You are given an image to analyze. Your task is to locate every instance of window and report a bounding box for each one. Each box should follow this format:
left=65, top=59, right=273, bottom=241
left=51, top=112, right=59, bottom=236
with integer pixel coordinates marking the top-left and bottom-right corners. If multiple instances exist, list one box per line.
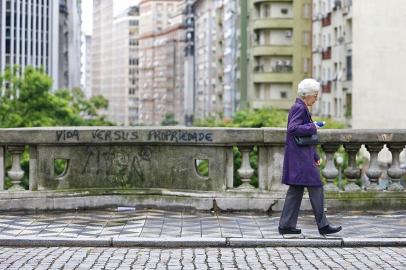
left=280, top=92, right=287, bottom=99
left=346, top=55, right=352, bottom=80
left=303, top=4, right=311, bottom=18
left=303, top=31, right=310, bottom=45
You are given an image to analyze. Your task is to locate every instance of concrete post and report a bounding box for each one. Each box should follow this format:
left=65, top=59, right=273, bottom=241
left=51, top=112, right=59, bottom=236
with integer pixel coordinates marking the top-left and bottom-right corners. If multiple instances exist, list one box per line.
left=365, top=143, right=384, bottom=191
left=7, top=145, right=25, bottom=191
left=322, top=143, right=340, bottom=192
left=343, top=143, right=362, bottom=191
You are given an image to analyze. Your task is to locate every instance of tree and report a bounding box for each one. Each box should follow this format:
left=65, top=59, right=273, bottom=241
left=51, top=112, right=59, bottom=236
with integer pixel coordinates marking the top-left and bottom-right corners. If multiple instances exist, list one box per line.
left=161, top=113, right=178, bottom=126
left=0, top=65, right=112, bottom=128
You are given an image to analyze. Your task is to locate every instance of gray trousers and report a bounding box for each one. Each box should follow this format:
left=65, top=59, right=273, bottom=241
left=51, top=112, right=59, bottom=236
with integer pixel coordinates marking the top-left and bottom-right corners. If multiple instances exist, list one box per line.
left=279, top=185, right=329, bottom=229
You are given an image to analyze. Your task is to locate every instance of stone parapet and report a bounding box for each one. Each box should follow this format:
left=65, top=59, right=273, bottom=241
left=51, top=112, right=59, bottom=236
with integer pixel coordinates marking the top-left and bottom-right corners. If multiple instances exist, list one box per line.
left=0, top=127, right=404, bottom=211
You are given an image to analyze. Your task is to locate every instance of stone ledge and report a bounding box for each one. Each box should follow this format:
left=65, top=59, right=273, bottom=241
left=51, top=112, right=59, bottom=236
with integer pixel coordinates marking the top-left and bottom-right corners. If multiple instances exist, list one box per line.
left=0, top=190, right=405, bottom=211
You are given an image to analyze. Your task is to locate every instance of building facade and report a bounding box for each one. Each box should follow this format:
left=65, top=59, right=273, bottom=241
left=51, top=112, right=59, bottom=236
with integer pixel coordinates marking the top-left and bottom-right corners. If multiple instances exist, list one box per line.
left=91, top=0, right=114, bottom=119
left=83, top=34, right=92, bottom=98
left=312, top=0, right=406, bottom=128
left=58, top=0, right=82, bottom=89
left=192, top=0, right=238, bottom=121
left=246, top=0, right=312, bottom=110
left=0, top=0, right=59, bottom=88
left=112, top=7, right=140, bottom=126
left=312, top=0, right=352, bottom=124
left=193, top=0, right=217, bottom=120
left=138, top=0, right=185, bottom=126
left=0, top=0, right=81, bottom=90
left=91, top=1, right=140, bottom=126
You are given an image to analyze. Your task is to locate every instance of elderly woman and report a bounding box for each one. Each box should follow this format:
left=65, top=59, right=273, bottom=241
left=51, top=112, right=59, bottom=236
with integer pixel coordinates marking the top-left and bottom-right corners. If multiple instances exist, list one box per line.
left=278, top=78, right=342, bottom=235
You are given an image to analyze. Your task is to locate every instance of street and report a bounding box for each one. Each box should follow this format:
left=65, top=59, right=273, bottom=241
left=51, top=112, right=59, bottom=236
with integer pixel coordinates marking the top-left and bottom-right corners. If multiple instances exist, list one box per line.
left=0, top=247, right=405, bottom=270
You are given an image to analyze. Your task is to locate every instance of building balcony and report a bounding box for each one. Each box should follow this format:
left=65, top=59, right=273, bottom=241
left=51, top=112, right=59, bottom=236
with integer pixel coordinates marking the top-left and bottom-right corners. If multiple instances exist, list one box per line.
left=253, top=0, right=292, bottom=5
left=322, top=47, right=332, bottom=60
left=253, top=18, right=293, bottom=30
left=321, top=12, right=332, bottom=27
left=322, top=80, right=332, bottom=93
left=252, top=73, right=293, bottom=83
left=252, top=46, right=293, bottom=57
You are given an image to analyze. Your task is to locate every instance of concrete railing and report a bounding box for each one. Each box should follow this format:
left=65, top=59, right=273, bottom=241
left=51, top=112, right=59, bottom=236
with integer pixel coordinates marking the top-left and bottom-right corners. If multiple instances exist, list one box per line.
left=0, top=127, right=405, bottom=211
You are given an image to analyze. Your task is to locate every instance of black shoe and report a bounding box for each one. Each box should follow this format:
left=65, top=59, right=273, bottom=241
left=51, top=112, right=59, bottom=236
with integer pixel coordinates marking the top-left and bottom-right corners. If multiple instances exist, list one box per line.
left=318, top=225, right=342, bottom=235
left=278, top=227, right=302, bottom=235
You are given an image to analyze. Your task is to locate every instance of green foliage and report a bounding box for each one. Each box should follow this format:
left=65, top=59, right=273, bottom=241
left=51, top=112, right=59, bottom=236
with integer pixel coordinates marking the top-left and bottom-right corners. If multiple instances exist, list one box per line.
left=194, top=108, right=288, bottom=128
left=161, top=113, right=178, bottom=126
left=0, top=65, right=113, bottom=128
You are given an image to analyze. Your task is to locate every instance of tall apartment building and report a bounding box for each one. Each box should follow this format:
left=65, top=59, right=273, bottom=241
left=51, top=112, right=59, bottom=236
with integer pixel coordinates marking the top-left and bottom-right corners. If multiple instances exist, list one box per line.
left=91, top=0, right=114, bottom=119
left=92, top=1, right=140, bottom=126
left=192, top=0, right=238, bottom=121
left=312, top=0, right=352, bottom=124
left=312, top=0, right=406, bottom=128
left=246, top=0, right=312, bottom=110
left=112, top=7, right=140, bottom=125
left=193, top=0, right=216, bottom=120
left=138, top=0, right=185, bottom=126
left=0, top=0, right=81, bottom=90
left=58, top=0, right=81, bottom=89
left=219, top=0, right=238, bottom=119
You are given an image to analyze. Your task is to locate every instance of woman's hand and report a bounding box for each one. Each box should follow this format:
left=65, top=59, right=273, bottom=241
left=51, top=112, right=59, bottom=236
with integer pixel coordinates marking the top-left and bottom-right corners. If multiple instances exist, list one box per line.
left=315, top=159, right=321, bottom=167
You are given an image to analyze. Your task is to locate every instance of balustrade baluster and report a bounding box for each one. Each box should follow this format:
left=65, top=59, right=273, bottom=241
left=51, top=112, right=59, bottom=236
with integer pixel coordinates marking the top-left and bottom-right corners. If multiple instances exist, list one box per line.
left=321, top=143, right=340, bottom=192
left=365, top=143, right=383, bottom=191
left=387, top=143, right=405, bottom=191
left=7, top=146, right=25, bottom=191
left=237, top=146, right=255, bottom=190
left=343, top=144, right=361, bottom=191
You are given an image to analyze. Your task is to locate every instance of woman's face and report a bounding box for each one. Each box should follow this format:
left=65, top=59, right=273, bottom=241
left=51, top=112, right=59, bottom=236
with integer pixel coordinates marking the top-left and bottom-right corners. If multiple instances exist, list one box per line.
left=303, top=91, right=319, bottom=107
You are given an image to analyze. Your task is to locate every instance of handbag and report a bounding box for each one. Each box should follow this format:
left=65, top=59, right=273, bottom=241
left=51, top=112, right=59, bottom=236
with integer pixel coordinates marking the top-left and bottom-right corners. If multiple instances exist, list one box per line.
left=294, top=134, right=319, bottom=146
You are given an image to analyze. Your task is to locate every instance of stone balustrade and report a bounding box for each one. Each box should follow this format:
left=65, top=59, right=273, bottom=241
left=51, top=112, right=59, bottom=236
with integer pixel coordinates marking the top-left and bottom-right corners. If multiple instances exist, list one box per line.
left=0, top=127, right=405, bottom=211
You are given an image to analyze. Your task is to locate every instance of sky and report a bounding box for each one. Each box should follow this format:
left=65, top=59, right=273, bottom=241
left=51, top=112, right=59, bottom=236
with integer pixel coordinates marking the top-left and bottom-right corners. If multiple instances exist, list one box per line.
left=81, top=0, right=140, bottom=35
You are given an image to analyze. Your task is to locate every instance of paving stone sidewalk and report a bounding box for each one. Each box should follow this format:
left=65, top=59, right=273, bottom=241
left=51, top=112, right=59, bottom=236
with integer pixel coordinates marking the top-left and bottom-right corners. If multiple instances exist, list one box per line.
left=0, top=209, right=405, bottom=247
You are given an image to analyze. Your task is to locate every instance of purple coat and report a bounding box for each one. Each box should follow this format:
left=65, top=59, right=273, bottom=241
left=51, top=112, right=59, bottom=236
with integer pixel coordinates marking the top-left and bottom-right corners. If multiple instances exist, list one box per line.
left=282, top=98, right=322, bottom=187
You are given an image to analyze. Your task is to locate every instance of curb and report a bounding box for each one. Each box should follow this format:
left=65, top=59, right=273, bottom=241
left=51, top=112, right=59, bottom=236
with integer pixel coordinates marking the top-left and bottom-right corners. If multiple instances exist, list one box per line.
left=1, top=237, right=406, bottom=248
left=342, top=238, right=406, bottom=247
left=229, top=238, right=343, bottom=247
left=0, top=237, right=112, bottom=247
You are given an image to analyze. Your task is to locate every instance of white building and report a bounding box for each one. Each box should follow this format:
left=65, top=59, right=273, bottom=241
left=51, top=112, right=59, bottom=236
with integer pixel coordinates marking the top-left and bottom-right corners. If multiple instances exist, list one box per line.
left=0, top=0, right=81, bottom=90
left=92, top=1, right=140, bottom=126
left=312, top=0, right=406, bottom=128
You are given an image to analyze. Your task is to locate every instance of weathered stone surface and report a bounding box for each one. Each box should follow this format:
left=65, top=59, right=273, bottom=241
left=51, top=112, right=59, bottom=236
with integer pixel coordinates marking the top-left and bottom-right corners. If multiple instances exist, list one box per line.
left=0, top=127, right=263, bottom=145
left=37, top=145, right=227, bottom=191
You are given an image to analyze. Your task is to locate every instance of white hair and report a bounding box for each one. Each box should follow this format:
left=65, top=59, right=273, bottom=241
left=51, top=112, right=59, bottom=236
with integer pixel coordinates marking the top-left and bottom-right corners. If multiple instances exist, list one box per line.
left=297, top=78, right=321, bottom=97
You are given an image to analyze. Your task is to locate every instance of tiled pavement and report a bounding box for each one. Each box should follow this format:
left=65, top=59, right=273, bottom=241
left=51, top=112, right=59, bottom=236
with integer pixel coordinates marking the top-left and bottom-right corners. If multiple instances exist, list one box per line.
left=0, top=208, right=405, bottom=240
